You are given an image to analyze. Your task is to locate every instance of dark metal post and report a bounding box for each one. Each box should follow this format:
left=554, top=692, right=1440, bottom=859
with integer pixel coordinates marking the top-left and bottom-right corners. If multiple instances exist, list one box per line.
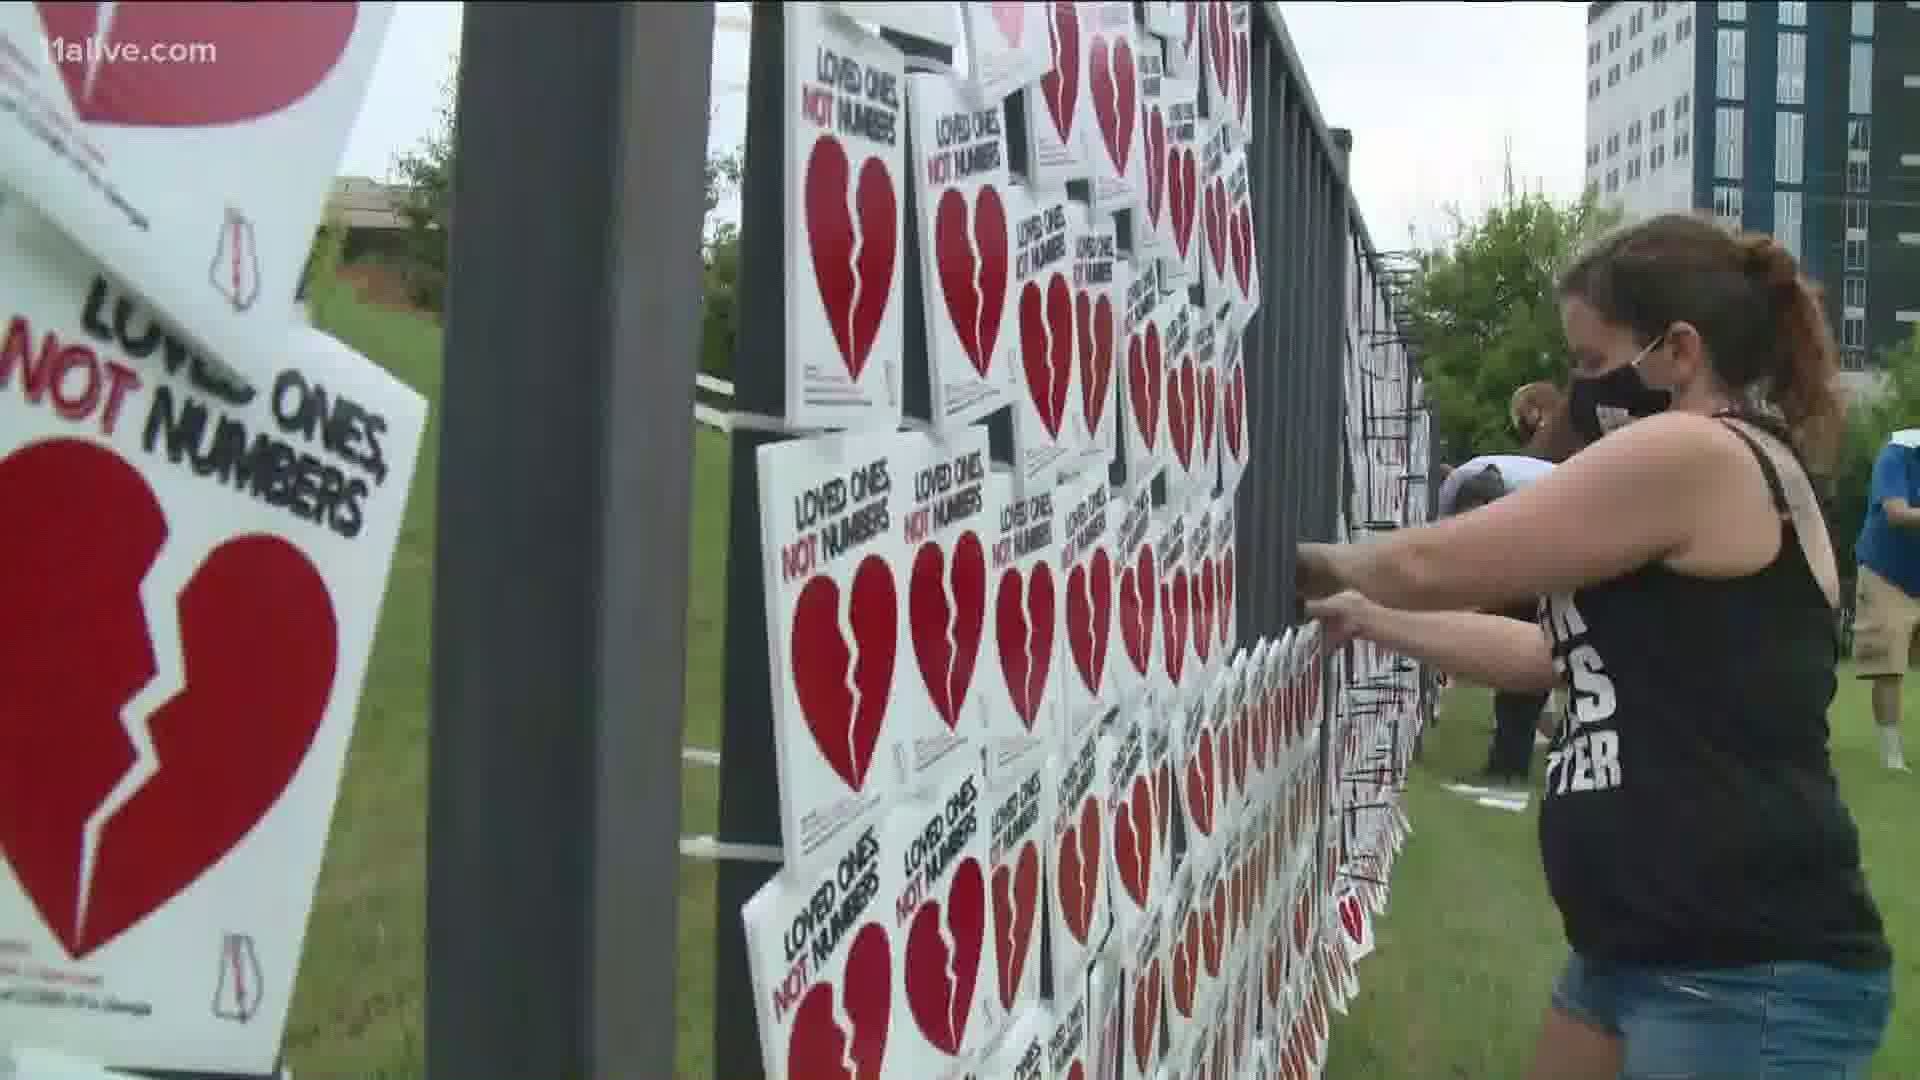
left=427, top=4, right=714, bottom=1079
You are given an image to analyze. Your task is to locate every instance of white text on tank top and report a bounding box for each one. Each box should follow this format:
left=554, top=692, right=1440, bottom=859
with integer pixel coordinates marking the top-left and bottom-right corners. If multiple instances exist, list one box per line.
left=1541, top=592, right=1624, bottom=796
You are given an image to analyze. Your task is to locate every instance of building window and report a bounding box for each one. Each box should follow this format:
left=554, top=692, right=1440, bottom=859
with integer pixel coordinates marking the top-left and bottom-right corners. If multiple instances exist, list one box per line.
left=1606, top=169, right=1620, bottom=194
left=1717, top=28, right=1746, bottom=100
left=1849, top=43, right=1873, bottom=114
left=1845, top=236, right=1868, bottom=271
left=1676, top=92, right=1691, bottom=118
left=1589, top=41, right=1602, bottom=66
left=1651, top=107, right=1667, bottom=134
left=1716, top=107, right=1744, bottom=180
left=1775, top=111, right=1804, bottom=184
left=1779, top=1, right=1807, bottom=27
left=1848, top=118, right=1871, bottom=153
left=1844, top=276, right=1867, bottom=312
left=1849, top=158, right=1872, bottom=191
left=1846, top=119, right=1871, bottom=193
left=1609, top=132, right=1621, bottom=157
left=1609, top=63, right=1622, bottom=88
left=1774, top=191, right=1803, bottom=260
left=1777, top=32, right=1805, bottom=104
left=1714, top=185, right=1744, bottom=226
left=1629, top=120, right=1643, bottom=148
left=1845, top=199, right=1870, bottom=233
left=1852, top=0, right=1875, bottom=38
left=1653, top=32, right=1668, bottom=60
left=1631, top=10, right=1645, bottom=35
left=1588, top=143, right=1601, bottom=167
left=1651, top=143, right=1668, bottom=171
left=1589, top=77, right=1601, bottom=100
left=1719, top=1, right=1747, bottom=22
left=1630, top=48, right=1644, bottom=75
left=1653, top=0, right=1669, bottom=17
left=1678, top=14, right=1693, bottom=41
left=1843, top=316, right=1867, bottom=351
left=1675, top=131, right=1692, bottom=158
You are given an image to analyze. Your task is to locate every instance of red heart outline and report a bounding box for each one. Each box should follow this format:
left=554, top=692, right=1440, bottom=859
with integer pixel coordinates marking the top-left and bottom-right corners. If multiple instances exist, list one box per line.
left=1143, top=105, right=1168, bottom=228
left=909, top=533, right=987, bottom=731
left=1056, top=796, right=1102, bottom=944
left=1019, top=273, right=1075, bottom=439
left=1131, top=955, right=1162, bottom=1072
left=905, top=856, right=986, bottom=1056
left=995, top=563, right=1056, bottom=730
left=1172, top=907, right=1200, bottom=1018
left=1203, top=178, right=1230, bottom=282
left=933, top=186, right=1011, bottom=378
left=1160, top=568, right=1189, bottom=687
left=1126, top=322, right=1163, bottom=453
left=1113, top=773, right=1154, bottom=909
left=1339, top=893, right=1366, bottom=945
left=35, top=2, right=358, bottom=127
left=1208, top=1, right=1234, bottom=102
left=1117, top=543, right=1156, bottom=678
left=1169, top=148, right=1199, bottom=257
left=1184, top=727, right=1215, bottom=837
left=788, top=921, right=892, bottom=1079
left=1224, top=363, right=1246, bottom=462
left=1200, top=879, right=1223, bottom=979
left=1065, top=547, right=1112, bottom=695
left=792, top=554, right=898, bottom=791
left=1166, top=357, right=1193, bottom=470
left=1089, top=35, right=1137, bottom=176
left=1191, top=559, right=1215, bottom=664
left=805, top=135, right=899, bottom=381
left=1076, top=292, right=1116, bottom=436
left=1039, top=1, right=1081, bottom=142
left=1231, top=204, right=1256, bottom=300
left=992, top=840, right=1040, bottom=1010
left=0, top=440, right=338, bottom=959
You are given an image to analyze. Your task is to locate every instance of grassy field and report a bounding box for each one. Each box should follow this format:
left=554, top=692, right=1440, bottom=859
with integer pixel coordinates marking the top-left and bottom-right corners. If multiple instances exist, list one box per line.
left=287, top=291, right=1917, bottom=1078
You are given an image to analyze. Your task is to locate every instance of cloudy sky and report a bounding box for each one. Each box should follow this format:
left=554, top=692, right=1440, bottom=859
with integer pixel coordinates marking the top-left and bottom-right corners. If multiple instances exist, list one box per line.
left=337, top=1, right=1589, bottom=249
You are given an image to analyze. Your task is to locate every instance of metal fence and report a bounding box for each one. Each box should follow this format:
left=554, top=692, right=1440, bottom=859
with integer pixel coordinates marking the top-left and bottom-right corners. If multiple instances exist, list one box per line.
left=428, top=3, right=1430, bottom=1078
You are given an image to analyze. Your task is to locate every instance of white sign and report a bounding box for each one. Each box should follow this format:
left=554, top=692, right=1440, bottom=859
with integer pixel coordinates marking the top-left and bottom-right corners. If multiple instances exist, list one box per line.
left=1122, top=897, right=1166, bottom=1079
left=1067, top=212, right=1124, bottom=482
left=1150, top=510, right=1192, bottom=705
left=1158, top=299, right=1197, bottom=496
left=1109, top=486, right=1156, bottom=704
left=0, top=208, right=426, bottom=1075
left=1158, top=88, right=1203, bottom=287
left=959, top=2, right=1051, bottom=103
left=1046, top=723, right=1108, bottom=992
left=827, top=1, right=961, bottom=47
left=1188, top=319, right=1221, bottom=512
left=983, top=471, right=1063, bottom=765
left=1133, top=50, right=1175, bottom=258
left=1118, top=265, right=1167, bottom=492
left=0, top=3, right=394, bottom=383
left=982, top=755, right=1051, bottom=1024
left=1219, top=321, right=1249, bottom=497
left=785, top=7, right=907, bottom=430
left=1225, top=149, right=1263, bottom=320
left=1082, top=1, right=1145, bottom=213
left=1057, top=473, right=1115, bottom=735
left=1008, top=187, right=1082, bottom=492
left=757, top=428, right=921, bottom=879
left=1023, top=0, right=1092, bottom=186
left=1198, top=122, right=1237, bottom=315
left=906, top=73, right=1016, bottom=433
left=1103, top=705, right=1157, bottom=944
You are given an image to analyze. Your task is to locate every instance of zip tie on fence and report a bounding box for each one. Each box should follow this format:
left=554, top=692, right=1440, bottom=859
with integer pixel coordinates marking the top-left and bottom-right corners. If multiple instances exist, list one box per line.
left=722, top=409, right=807, bottom=436
left=679, top=835, right=784, bottom=864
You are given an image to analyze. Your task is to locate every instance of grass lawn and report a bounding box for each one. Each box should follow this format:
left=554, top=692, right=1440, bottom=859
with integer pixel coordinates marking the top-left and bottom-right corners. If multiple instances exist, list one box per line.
left=285, top=291, right=1917, bottom=1078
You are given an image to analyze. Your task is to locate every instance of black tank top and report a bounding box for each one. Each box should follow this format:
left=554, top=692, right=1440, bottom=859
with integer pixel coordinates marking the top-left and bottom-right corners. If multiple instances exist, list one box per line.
left=1536, top=417, right=1891, bottom=970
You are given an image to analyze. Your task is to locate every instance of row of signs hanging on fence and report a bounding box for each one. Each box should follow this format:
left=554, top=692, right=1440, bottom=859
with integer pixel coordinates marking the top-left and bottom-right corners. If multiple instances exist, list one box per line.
left=736, top=2, right=1425, bottom=1077
left=1, top=4, right=421, bottom=1077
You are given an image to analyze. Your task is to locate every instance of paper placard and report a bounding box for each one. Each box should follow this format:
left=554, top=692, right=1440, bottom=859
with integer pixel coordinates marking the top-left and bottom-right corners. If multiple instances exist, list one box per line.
left=1057, top=473, right=1116, bottom=734
left=1123, top=900, right=1166, bottom=1080
left=1218, top=321, right=1249, bottom=497
left=983, top=756, right=1052, bottom=1024
left=1133, top=49, right=1175, bottom=258
left=1009, top=187, right=1082, bottom=492
left=1163, top=860, right=1200, bottom=1056
left=1197, top=121, right=1237, bottom=315
left=0, top=3, right=394, bottom=384
left=983, top=470, right=1063, bottom=766
left=1224, top=150, right=1262, bottom=320
left=1081, top=1, right=1146, bottom=213
left=1186, top=508, right=1217, bottom=677
left=1158, top=90, right=1204, bottom=287
left=1087, top=959, right=1128, bottom=1080
left=961, top=2, right=1052, bottom=103
left=1102, top=705, right=1153, bottom=942
left=1066, top=214, right=1123, bottom=481
left=1046, top=723, right=1108, bottom=992
left=1188, top=316, right=1221, bottom=513
left=1119, top=262, right=1168, bottom=493
left=827, top=1, right=961, bottom=47
left=899, top=428, right=995, bottom=783
left=1222, top=1, right=1254, bottom=144
left=1244, top=639, right=1272, bottom=791
left=0, top=206, right=426, bottom=1076
left=906, top=73, right=1017, bottom=433
left=1144, top=699, right=1176, bottom=880
left=1023, top=1, right=1093, bottom=186
left=741, top=813, right=901, bottom=1079
left=758, top=428, right=921, bottom=878
left=1162, top=0, right=1203, bottom=79
left=1109, top=486, right=1156, bottom=704
left=1212, top=500, right=1238, bottom=665
left=973, top=1003, right=1050, bottom=1080
left=1159, top=300, right=1199, bottom=497
left=1213, top=652, right=1248, bottom=820
left=1150, top=510, right=1191, bottom=706
left=1046, top=977, right=1091, bottom=1080
left=1141, top=0, right=1186, bottom=41
left=785, top=6, right=907, bottom=430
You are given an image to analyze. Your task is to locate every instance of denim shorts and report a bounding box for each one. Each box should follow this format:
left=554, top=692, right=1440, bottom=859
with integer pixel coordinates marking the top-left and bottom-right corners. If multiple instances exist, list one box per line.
left=1552, top=952, right=1893, bottom=1078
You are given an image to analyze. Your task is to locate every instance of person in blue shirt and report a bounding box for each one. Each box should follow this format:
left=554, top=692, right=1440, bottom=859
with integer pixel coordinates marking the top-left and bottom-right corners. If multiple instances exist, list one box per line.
left=1853, top=429, right=1920, bottom=771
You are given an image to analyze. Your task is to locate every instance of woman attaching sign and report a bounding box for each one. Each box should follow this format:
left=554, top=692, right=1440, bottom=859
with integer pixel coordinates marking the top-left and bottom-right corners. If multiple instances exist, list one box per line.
left=1297, top=213, right=1891, bottom=1077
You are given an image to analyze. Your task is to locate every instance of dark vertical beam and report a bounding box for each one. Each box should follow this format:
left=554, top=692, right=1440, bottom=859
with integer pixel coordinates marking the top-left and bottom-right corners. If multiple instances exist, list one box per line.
left=427, top=4, right=713, bottom=1079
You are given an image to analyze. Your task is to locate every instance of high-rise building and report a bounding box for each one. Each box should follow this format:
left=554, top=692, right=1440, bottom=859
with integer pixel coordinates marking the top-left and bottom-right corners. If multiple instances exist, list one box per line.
left=1585, top=1, right=1920, bottom=380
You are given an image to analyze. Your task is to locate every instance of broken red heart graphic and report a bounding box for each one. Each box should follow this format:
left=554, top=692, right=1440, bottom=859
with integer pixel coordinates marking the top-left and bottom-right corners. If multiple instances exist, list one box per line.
left=905, top=856, right=986, bottom=1056
left=1201, top=882, right=1223, bottom=978
left=1172, top=908, right=1200, bottom=1017
left=1160, top=569, right=1189, bottom=687
left=1132, top=955, right=1162, bottom=1072
left=1185, top=2, right=1204, bottom=60
left=933, top=186, right=1011, bottom=378
left=1166, top=359, right=1193, bottom=470
left=1228, top=206, right=1249, bottom=300
left=1126, top=322, right=1163, bottom=453
left=1143, top=105, right=1168, bottom=228
left=805, top=135, right=898, bottom=382
left=0, top=440, right=337, bottom=960
left=1019, top=273, right=1075, bottom=439
left=1219, top=549, right=1236, bottom=649
left=993, top=841, right=1040, bottom=1010
left=1339, top=894, right=1366, bottom=945
left=909, top=534, right=987, bottom=731
left=1224, top=363, right=1246, bottom=462
left=1231, top=204, right=1255, bottom=300
left=1113, top=773, right=1154, bottom=910
left=1231, top=698, right=1249, bottom=793
left=1076, top=291, right=1115, bottom=436
left=1154, top=761, right=1172, bottom=846
left=1293, top=892, right=1311, bottom=954
left=1184, top=727, right=1215, bottom=837
left=1234, top=27, right=1251, bottom=123
left=1169, top=148, right=1199, bottom=257
left=1211, top=872, right=1231, bottom=957
left=1117, top=543, right=1156, bottom=678
left=793, top=554, right=898, bottom=792
left=35, top=1, right=358, bottom=127
left=1066, top=1062, right=1087, bottom=1080
left=1199, top=365, right=1218, bottom=466
left=1208, top=1, right=1234, bottom=102
left=1192, top=559, right=1216, bottom=664
left=1266, top=934, right=1285, bottom=1010
left=1066, top=548, right=1112, bottom=695
left=1039, top=1, right=1081, bottom=142
left=1089, top=35, right=1137, bottom=175
left=1056, top=796, right=1101, bottom=944
left=789, top=920, right=892, bottom=1080
left=995, top=563, right=1056, bottom=731
left=1204, top=179, right=1230, bottom=282
left=989, top=0, right=1027, bottom=46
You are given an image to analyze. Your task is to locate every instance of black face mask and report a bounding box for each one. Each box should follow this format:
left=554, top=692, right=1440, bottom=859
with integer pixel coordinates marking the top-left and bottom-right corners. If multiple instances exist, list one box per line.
left=1568, top=364, right=1672, bottom=443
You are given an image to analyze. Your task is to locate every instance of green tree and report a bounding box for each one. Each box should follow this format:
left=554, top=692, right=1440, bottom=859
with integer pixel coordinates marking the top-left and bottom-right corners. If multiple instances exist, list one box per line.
left=1400, top=185, right=1621, bottom=462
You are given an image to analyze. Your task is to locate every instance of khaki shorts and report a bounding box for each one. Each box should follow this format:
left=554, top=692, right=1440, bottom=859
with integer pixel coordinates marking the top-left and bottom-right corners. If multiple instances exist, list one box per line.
left=1851, top=565, right=1920, bottom=677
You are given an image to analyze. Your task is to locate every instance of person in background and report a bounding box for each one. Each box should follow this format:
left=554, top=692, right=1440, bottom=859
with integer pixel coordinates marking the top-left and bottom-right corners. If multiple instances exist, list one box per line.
left=1852, top=427, right=1920, bottom=771
left=1438, top=458, right=1556, bottom=784
left=1513, top=380, right=1586, bottom=463
left=1298, top=214, right=1888, bottom=1075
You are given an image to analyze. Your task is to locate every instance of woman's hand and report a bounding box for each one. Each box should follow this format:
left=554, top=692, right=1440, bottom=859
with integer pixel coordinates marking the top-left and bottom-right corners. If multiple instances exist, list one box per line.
left=1297, top=542, right=1353, bottom=601
left=1305, top=590, right=1377, bottom=650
